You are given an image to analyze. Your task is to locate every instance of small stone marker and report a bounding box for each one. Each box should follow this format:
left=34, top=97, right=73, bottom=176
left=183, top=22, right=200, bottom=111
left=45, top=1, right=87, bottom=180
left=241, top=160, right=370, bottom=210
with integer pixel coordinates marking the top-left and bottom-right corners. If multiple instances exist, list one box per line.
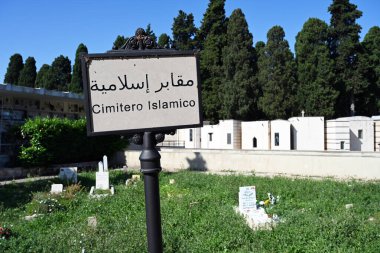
left=88, top=216, right=97, bottom=228
left=132, top=175, right=141, bottom=181
left=345, top=203, right=354, bottom=209
left=51, top=184, right=63, bottom=194
left=239, top=186, right=257, bottom=212
left=59, top=167, right=78, bottom=183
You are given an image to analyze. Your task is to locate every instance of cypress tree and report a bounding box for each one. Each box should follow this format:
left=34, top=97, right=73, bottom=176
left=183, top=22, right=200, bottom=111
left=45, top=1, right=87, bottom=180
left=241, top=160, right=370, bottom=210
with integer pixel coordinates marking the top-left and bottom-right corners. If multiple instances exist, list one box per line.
left=43, top=55, right=71, bottom=91
left=18, top=57, right=37, bottom=87
left=69, top=43, right=88, bottom=93
left=158, top=33, right=171, bottom=49
left=295, top=18, right=338, bottom=118
left=361, top=26, right=380, bottom=114
left=198, top=0, right=228, bottom=123
left=4, top=53, right=23, bottom=84
left=258, top=26, right=298, bottom=119
left=35, top=64, right=50, bottom=88
left=328, top=0, right=365, bottom=116
left=172, top=10, right=197, bottom=50
left=221, top=8, right=258, bottom=120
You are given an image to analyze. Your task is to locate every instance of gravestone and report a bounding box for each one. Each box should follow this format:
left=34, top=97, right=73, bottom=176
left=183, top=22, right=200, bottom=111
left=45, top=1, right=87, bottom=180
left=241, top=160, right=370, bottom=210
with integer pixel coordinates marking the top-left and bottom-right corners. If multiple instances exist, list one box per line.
left=103, top=155, right=108, bottom=172
left=88, top=216, right=97, bottom=228
left=59, top=167, right=78, bottom=183
left=96, top=161, right=109, bottom=190
left=239, top=186, right=257, bottom=213
left=236, top=186, right=279, bottom=230
left=51, top=184, right=63, bottom=194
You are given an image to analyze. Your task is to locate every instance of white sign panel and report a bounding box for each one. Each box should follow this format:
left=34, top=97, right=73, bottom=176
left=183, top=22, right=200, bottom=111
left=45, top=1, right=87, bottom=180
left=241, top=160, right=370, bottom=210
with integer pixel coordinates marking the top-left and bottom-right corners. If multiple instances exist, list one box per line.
left=82, top=52, right=202, bottom=135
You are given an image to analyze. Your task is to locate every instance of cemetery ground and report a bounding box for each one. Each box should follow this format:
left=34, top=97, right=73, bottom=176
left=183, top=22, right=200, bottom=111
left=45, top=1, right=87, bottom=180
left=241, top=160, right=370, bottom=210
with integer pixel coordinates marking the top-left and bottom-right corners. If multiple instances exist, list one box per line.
left=1, top=170, right=380, bottom=252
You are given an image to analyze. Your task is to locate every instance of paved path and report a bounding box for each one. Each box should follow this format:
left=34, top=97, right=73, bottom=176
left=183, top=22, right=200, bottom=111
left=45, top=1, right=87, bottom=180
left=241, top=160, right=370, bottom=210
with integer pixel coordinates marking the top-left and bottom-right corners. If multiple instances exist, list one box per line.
left=0, top=175, right=57, bottom=186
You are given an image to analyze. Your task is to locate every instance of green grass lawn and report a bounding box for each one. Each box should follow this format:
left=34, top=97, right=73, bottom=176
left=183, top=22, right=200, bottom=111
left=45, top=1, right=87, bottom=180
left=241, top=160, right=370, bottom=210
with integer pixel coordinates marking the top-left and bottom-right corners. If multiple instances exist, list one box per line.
left=1, top=170, right=380, bottom=252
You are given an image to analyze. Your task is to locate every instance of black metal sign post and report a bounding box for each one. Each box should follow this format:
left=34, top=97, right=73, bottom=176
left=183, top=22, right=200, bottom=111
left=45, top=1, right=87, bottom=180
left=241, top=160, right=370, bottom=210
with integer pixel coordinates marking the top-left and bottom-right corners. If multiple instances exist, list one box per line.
left=123, top=29, right=166, bottom=253
left=138, top=132, right=163, bottom=253
left=81, top=28, right=203, bottom=253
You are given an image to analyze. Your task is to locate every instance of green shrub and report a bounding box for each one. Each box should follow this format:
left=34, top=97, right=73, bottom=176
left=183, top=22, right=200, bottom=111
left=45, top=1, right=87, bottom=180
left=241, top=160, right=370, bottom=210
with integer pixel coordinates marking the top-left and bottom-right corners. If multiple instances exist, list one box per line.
left=18, top=117, right=128, bottom=167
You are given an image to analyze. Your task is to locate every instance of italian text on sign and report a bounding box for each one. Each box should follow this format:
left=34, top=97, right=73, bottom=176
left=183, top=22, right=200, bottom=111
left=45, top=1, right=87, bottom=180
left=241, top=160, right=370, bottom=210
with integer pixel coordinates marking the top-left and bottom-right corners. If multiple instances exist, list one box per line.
left=82, top=51, right=202, bottom=135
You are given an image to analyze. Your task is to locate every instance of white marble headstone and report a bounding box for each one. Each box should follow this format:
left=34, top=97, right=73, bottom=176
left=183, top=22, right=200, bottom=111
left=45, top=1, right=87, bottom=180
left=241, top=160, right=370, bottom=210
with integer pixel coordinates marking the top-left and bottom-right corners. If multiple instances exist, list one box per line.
left=239, top=186, right=257, bottom=212
left=51, top=184, right=63, bottom=194
left=59, top=167, right=78, bottom=183
left=96, top=172, right=109, bottom=190
left=103, top=155, right=108, bottom=172
left=98, top=161, right=104, bottom=172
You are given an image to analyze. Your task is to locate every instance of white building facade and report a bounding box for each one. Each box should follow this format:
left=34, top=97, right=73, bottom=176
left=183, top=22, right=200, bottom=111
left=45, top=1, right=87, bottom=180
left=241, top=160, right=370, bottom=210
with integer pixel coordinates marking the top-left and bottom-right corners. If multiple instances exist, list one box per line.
left=270, top=120, right=291, bottom=150
left=289, top=117, right=325, bottom=151
left=241, top=121, right=270, bottom=150
left=201, top=120, right=241, bottom=149
left=345, top=116, right=374, bottom=151
left=326, top=118, right=350, bottom=151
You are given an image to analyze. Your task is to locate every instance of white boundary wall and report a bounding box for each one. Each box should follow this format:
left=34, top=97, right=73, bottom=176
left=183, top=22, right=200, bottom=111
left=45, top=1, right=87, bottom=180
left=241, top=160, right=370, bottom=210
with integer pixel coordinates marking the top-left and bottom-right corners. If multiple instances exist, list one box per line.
left=124, top=149, right=380, bottom=180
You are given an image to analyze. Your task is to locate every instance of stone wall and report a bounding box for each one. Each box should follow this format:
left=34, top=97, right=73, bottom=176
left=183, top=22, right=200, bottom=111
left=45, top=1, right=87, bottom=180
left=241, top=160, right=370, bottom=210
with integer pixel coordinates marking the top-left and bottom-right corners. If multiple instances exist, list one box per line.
left=123, top=148, right=380, bottom=180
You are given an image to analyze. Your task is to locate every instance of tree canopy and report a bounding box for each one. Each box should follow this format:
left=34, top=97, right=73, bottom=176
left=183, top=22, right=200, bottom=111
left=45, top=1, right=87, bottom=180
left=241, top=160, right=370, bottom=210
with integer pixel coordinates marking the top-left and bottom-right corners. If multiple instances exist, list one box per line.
left=18, top=57, right=37, bottom=87
left=258, top=26, right=298, bottom=119
left=221, top=8, right=258, bottom=120
left=4, top=53, right=24, bottom=84
left=172, top=10, right=197, bottom=50
left=42, top=55, right=71, bottom=91
left=69, top=43, right=88, bottom=93
left=198, top=0, right=228, bottom=123
left=2, top=0, right=379, bottom=120
left=295, top=18, right=338, bottom=118
left=328, top=0, right=365, bottom=116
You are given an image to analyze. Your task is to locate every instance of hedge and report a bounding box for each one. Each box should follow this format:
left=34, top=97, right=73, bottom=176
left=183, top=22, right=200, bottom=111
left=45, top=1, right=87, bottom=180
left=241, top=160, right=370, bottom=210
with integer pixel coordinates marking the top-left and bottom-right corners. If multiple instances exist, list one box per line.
left=18, top=117, right=129, bottom=167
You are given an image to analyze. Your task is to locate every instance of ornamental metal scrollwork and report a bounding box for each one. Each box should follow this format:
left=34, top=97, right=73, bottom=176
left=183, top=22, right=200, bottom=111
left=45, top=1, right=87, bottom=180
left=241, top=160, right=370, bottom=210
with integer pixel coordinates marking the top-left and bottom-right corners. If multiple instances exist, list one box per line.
left=119, top=28, right=158, bottom=50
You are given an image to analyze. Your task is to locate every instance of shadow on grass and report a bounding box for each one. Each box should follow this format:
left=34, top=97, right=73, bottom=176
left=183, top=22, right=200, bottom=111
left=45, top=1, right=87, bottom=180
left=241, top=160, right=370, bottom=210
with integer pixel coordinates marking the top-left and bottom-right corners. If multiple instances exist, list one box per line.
left=0, top=178, right=60, bottom=209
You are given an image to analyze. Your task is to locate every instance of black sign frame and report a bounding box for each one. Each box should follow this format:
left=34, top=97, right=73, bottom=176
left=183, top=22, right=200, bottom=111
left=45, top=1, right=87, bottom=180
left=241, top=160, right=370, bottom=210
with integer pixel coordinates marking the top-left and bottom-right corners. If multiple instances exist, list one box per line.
left=81, top=49, right=203, bottom=136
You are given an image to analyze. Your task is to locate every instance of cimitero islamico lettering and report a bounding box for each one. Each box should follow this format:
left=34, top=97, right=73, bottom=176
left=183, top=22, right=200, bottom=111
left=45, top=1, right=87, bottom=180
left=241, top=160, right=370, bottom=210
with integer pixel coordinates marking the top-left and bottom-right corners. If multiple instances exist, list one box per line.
left=82, top=51, right=202, bottom=134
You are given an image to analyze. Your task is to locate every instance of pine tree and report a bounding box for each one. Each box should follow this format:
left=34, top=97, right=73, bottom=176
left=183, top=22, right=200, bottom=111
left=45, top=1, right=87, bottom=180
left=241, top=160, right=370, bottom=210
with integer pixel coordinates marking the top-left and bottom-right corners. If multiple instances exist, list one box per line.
left=361, top=26, right=380, bottom=114
left=172, top=10, right=197, bottom=50
left=158, top=33, right=171, bottom=49
left=295, top=18, right=338, bottom=118
left=258, top=26, right=298, bottom=119
left=145, top=24, right=157, bottom=43
left=113, top=35, right=127, bottom=50
left=221, top=8, right=258, bottom=120
left=69, top=43, right=88, bottom=93
left=4, top=53, right=23, bottom=84
left=198, top=0, right=228, bottom=123
left=43, top=55, right=71, bottom=91
left=18, top=57, right=37, bottom=87
left=328, top=0, right=365, bottom=116
left=35, top=64, right=50, bottom=88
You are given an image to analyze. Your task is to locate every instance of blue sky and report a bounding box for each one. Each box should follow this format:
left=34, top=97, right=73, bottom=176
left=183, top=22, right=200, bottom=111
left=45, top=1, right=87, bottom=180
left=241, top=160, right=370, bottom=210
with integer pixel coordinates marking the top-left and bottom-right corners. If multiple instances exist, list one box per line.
left=0, top=0, right=379, bottom=83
